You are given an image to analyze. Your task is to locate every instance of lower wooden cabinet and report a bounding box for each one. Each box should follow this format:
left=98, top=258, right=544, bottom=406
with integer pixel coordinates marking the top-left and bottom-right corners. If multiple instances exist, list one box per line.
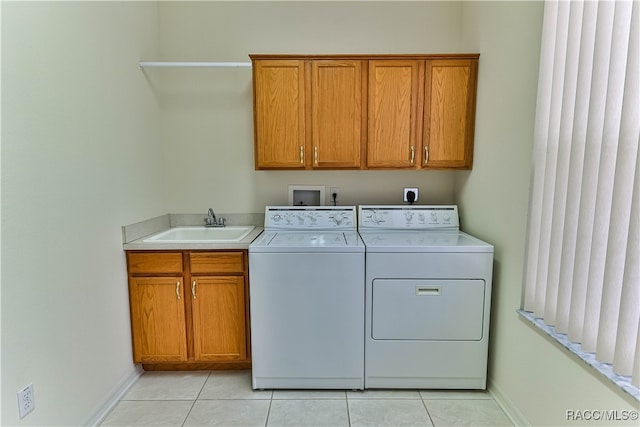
left=126, top=250, right=250, bottom=370
left=129, top=276, right=188, bottom=362
left=192, top=276, right=246, bottom=361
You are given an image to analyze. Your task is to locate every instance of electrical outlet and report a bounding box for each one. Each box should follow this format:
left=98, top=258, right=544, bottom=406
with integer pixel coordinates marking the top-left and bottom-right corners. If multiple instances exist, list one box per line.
left=403, top=187, right=418, bottom=203
left=17, top=383, right=35, bottom=419
left=330, top=187, right=340, bottom=204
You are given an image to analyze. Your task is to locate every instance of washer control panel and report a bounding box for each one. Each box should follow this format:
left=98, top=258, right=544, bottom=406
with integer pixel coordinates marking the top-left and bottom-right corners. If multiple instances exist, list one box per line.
left=358, top=205, right=459, bottom=230
left=264, top=206, right=356, bottom=230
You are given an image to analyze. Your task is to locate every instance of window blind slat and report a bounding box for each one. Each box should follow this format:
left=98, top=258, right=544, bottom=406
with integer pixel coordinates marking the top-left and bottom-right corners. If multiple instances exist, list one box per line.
left=553, top=0, right=586, bottom=333
left=568, top=0, right=612, bottom=343
left=612, top=149, right=639, bottom=376
left=582, top=0, right=629, bottom=352
left=524, top=0, right=560, bottom=313
left=541, top=1, right=572, bottom=324
left=611, top=1, right=640, bottom=379
left=525, top=1, right=561, bottom=314
left=595, top=0, right=636, bottom=363
left=557, top=1, right=596, bottom=335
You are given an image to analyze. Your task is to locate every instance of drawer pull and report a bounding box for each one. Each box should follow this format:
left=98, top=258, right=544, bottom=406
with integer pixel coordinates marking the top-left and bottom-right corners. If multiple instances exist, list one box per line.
left=416, top=286, right=441, bottom=296
left=176, top=281, right=181, bottom=300
left=192, top=280, right=197, bottom=299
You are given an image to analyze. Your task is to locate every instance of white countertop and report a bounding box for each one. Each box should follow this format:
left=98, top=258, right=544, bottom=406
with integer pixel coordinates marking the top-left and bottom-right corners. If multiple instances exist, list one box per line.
left=123, top=226, right=264, bottom=251
left=122, top=213, right=264, bottom=251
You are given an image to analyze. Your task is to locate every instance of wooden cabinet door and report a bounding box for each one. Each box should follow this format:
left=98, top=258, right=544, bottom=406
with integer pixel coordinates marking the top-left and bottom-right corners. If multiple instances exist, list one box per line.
left=191, top=276, right=246, bottom=361
left=367, top=60, right=424, bottom=168
left=129, top=276, right=187, bottom=363
left=311, top=60, right=363, bottom=168
left=423, top=59, right=477, bottom=169
left=253, top=60, right=306, bottom=169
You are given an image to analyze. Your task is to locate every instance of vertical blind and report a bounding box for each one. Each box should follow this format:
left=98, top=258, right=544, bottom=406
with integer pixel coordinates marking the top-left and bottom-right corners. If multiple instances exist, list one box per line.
left=523, top=0, right=639, bottom=387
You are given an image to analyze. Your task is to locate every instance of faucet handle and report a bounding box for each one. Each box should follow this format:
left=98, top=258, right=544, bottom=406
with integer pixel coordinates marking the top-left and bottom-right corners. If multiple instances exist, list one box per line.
left=218, top=217, right=226, bottom=227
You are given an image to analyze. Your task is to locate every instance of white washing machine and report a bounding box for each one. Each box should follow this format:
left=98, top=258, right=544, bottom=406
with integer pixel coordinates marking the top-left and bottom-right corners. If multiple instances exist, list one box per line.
left=249, top=206, right=365, bottom=390
left=358, top=205, right=493, bottom=389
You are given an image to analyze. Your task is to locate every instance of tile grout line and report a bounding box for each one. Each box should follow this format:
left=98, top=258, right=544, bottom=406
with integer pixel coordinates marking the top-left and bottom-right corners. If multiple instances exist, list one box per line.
left=264, top=391, right=274, bottom=427
left=420, top=396, right=436, bottom=427
left=345, top=391, right=352, bottom=427
left=181, top=370, right=212, bottom=426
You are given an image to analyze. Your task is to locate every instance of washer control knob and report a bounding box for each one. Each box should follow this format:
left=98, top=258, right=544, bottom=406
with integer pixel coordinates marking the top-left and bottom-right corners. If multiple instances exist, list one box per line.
left=404, top=211, right=414, bottom=223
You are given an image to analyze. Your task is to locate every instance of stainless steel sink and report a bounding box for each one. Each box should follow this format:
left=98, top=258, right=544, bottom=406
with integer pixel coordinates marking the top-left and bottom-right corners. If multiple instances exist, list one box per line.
left=143, top=226, right=255, bottom=243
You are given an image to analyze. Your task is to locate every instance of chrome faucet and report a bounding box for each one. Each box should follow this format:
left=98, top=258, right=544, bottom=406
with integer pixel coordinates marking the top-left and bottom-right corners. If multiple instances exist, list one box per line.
left=204, top=208, right=225, bottom=227
left=205, top=208, right=217, bottom=227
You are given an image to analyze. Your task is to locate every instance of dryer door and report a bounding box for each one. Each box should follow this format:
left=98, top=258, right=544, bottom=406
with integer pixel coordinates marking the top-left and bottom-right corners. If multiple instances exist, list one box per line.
left=371, top=279, right=485, bottom=341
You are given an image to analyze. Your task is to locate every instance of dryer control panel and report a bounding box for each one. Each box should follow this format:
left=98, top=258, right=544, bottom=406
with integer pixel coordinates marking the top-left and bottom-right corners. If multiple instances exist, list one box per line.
left=358, top=205, right=460, bottom=230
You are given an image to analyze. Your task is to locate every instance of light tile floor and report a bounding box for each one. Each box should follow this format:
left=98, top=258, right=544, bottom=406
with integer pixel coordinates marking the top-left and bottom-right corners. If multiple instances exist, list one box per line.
left=101, top=370, right=513, bottom=427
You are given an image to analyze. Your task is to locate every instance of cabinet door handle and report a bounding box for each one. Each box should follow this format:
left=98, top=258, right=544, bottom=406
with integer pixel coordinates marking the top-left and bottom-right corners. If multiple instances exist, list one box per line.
left=424, top=146, right=429, bottom=165
left=192, top=280, right=197, bottom=299
left=410, top=146, right=415, bottom=164
left=300, top=146, right=304, bottom=164
left=176, top=281, right=181, bottom=300
left=314, top=146, right=319, bottom=165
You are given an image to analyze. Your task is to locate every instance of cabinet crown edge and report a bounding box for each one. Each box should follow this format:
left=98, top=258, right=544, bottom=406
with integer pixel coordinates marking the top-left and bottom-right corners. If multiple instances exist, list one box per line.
left=249, top=53, right=479, bottom=61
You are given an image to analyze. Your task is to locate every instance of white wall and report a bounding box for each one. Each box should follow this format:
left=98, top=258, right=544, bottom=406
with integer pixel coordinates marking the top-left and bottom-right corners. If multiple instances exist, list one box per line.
left=1, top=2, right=165, bottom=425
left=155, top=1, right=466, bottom=213
left=458, top=2, right=639, bottom=426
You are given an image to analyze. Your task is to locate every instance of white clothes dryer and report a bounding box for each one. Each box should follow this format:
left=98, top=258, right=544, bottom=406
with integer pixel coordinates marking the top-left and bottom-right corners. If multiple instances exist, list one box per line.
left=358, top=205, right=494, bottom=389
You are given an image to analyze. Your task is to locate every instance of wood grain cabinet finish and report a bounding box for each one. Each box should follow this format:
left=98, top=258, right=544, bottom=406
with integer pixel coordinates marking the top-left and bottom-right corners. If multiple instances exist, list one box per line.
left=367, top=60, right=423, bottom=169
left=191, top=276, right=246, bottom=361
left=311, top=60, right=363, bottom=169
left=252, top=59, right=306, bottom=169
left=189, top=252, right=247, bottom=362
left=423, top=59, right=478, bottom=169
left=126, top=250, right=250, bottom=369
left=251, top=54, right=478, bottom=171
left=252, top=57, right=364, bottom=169
left=129, top=276, right=188, bottom=363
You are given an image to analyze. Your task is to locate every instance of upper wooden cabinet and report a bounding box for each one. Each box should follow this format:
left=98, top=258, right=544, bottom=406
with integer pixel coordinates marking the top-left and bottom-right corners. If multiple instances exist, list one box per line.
left=252, top=60, right=306, bottom=169
left=252, top=57, right=364, bottom=169
left=423, top=59, right=478, bottom=169
left=250, top=54, right=478, bottom=170
left=367, top=60, right=423, bottom=169
left=311, top=60, right=363, bottom=169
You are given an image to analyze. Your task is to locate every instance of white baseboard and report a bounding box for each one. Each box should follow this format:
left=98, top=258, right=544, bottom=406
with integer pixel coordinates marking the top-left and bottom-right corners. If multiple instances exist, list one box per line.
left=86, top=364, right=144, bottom=426
left=488, top=377, right=530, bottom=427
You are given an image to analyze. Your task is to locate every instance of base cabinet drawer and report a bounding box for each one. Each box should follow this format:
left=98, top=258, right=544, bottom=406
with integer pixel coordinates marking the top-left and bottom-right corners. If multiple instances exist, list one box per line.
left=190, top=252, right=244, bottom=274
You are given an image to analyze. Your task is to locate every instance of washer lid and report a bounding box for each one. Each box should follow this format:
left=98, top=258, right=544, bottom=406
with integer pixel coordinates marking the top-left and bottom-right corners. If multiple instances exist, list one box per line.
left=358, top=230, right=493, bottom=253
left=250, top=230, right=365, bottom=253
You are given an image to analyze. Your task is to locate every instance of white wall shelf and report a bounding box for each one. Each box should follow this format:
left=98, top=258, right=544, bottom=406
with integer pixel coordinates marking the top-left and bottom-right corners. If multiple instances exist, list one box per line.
left=139, top=61, right=252, bottom=69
